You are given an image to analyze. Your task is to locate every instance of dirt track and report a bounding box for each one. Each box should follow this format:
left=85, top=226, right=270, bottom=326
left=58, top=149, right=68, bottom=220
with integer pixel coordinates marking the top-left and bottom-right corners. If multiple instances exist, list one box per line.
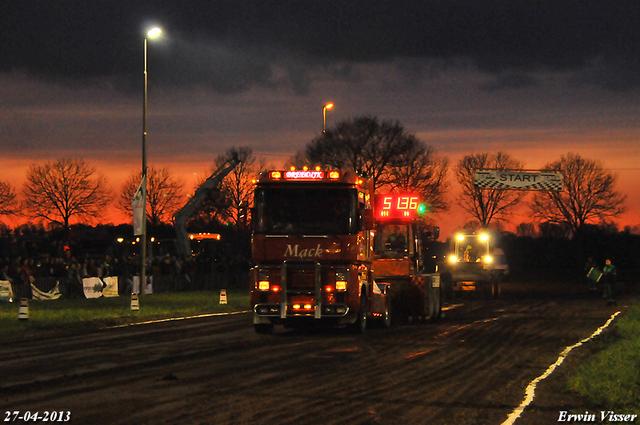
left=0, top=282, right=632, bottom=425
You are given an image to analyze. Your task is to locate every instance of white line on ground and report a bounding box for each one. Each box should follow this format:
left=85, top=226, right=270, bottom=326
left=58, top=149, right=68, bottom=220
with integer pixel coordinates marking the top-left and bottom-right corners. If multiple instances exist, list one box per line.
left=502, top=311, right=621, bottom=425
left=106, top=310, right=251, bottom=329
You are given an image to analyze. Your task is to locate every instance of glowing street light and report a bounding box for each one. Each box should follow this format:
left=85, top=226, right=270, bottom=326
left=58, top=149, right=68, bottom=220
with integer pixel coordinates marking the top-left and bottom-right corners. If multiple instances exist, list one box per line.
left=323, top=102, right=333, bottom=133
left=140, top=26, right=162, bottom=297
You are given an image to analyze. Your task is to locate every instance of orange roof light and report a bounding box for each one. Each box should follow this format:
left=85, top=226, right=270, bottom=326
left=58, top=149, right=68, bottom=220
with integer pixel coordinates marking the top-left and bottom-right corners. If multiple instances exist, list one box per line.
left=328, top=171, right=340, bottom=179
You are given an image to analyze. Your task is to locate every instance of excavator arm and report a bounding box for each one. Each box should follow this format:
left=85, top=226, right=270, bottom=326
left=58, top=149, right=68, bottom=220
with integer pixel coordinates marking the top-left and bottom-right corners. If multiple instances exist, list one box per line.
left=173, top=154, right=240, bottom=258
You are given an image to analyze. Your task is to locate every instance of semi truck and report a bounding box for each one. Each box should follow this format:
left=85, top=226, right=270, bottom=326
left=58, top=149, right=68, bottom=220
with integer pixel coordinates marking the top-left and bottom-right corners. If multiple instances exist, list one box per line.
left=250, top=168, right=390, bottom=333
left=439, top=230, right=507, bottom=299
left=371, top=194, right=444, bottom=322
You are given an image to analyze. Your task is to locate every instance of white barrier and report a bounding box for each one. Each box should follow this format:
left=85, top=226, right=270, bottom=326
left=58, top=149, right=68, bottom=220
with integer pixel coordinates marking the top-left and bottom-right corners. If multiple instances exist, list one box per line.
left=82, top=277, right=119, bottom=298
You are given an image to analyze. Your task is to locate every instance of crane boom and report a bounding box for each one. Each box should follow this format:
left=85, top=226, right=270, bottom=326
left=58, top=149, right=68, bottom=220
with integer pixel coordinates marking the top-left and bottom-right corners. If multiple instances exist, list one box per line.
left=173, top=154, right=240, bottom=258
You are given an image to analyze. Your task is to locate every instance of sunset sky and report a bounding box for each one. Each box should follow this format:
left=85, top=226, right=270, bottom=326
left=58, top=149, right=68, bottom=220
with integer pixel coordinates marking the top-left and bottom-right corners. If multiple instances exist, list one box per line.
left=1, top=1, right=639, bottom=237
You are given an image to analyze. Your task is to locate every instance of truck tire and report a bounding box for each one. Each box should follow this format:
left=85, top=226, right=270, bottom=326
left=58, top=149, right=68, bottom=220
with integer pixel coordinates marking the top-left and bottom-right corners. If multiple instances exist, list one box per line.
left=348, top=293, right=367, bottom=334
left=425, top=285, right=441, bottom=321
left=492, top=280, right=501, bottom=299
left=442, top=275, right=455, bottom=302
left=381, top=296, right=392, bottom=328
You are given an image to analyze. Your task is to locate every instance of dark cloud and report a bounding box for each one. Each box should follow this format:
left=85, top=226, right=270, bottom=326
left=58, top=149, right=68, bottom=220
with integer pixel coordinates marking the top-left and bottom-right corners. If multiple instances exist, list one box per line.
left=480, top=73, right=540, bottom=91
left=2, top=0, right=639, bottom=92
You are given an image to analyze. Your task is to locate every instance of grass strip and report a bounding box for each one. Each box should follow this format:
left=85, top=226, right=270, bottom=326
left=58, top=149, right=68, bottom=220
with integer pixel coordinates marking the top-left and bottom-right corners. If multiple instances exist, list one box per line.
left=567, top=300, right=640, bottom=412
left=0, top=289, right=250, bottom=340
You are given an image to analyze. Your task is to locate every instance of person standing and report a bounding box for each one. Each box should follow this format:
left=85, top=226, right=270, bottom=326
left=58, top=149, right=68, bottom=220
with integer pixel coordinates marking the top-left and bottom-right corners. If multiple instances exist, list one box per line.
left=602, top=258, right=617, bottom=306
left=19, top=258, right=33, bottom=299
left=584, top=256, right=599, bottom=296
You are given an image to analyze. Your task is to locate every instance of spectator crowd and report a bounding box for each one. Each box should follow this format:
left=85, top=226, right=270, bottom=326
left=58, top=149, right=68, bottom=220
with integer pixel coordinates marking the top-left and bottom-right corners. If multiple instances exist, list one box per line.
left=0, top=228, right=250, bottom=299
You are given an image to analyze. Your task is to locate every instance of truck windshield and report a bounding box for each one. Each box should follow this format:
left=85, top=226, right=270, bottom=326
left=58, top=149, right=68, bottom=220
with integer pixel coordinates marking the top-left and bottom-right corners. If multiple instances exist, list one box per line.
left=454, top=236, right=489, bottom=262
left=374, top=224, right=409, bottom=259
left=254, top=188, right=357, bottom=235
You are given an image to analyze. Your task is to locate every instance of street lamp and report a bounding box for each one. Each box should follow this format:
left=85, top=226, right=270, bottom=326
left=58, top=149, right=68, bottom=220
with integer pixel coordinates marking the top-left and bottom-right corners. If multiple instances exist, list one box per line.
left=323, top=102, right=333, bottom=133
left=141, top=27, right=161, bottom=297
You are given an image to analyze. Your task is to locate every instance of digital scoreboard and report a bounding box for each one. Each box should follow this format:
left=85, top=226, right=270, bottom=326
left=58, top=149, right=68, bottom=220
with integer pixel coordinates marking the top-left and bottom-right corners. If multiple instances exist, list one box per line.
left=375, top=194, right=421, bottom=220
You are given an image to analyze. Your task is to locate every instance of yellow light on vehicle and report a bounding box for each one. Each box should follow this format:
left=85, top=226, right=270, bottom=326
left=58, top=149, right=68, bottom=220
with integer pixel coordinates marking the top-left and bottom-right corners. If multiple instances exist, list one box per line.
left=335, top=281, right=347, bottom=291
left=258, top=281, right=270, bottom=291
left=315, top=166, right=322, bottom=171
left=271, top=285, right=281, bottom=292
left=484, top=256, right=493, bottom=263
left=270, top=171, right=282, bottom=179
left=324, top=285, right=334, bottom=292
left=329, top=171, right=340, bottom=179
left=480, top=234, right=489, bottom=241
left=293, top=304, right=301, bottom=310
left=456, top=234, right=465, bottom=241
left=304, top=304, right=313, bottom=310
left=449, top=256, right=458, bottom=263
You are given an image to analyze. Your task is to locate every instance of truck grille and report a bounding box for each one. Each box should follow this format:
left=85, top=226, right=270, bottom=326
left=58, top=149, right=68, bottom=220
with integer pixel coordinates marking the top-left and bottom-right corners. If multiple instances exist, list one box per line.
left=287, top=267, right=316, bottom=289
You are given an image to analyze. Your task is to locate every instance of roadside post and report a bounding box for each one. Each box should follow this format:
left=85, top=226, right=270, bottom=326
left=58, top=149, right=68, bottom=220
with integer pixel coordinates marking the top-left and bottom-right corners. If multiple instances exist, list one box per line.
left=18, top=298, right=29, bottom=320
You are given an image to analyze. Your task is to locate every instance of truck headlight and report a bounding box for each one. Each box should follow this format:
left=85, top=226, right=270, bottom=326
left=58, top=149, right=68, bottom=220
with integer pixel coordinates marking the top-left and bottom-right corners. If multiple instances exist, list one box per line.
left=335, top=270, right=348, bottom=291
left=258, top=269, right=270, bottom=291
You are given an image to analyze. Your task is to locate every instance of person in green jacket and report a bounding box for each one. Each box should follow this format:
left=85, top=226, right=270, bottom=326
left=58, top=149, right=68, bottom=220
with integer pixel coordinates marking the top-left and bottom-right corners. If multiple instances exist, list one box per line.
left=602, top=258, right=617, bottom=306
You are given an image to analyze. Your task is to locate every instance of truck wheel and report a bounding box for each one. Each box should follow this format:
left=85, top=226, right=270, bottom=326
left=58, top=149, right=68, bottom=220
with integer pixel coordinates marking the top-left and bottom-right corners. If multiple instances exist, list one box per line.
left=348, top=294, right=367, bottom=334
left=443, top=276, right=455, bottom=302
left=254, top=323, right=274, bottom=334
left=483, top=281, right=497, bottom=299
left=381, top=296, right=391, bottom=328
left=492, top=280, right=501, bottom=299
left=425, top=285, right=441, bottom=321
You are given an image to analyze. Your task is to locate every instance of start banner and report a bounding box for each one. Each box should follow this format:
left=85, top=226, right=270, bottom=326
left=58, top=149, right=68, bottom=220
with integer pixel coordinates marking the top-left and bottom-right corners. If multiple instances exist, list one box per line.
left=475, top=170, right=563, bottom=191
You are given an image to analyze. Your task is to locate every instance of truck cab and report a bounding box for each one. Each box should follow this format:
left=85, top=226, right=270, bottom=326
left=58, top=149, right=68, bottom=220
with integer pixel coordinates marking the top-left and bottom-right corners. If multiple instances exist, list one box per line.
left=440, top=230, right=506, bottom=298
left=371, top=194, right=443, bottom=322
left=250, top=168, right=390, bottom=333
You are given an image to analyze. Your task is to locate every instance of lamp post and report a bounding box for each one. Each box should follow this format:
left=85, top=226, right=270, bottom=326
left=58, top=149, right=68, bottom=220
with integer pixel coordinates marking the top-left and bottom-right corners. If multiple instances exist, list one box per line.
left=141, top=27, right=161, bottom=297
left=323, top=102, right=333, bottom=133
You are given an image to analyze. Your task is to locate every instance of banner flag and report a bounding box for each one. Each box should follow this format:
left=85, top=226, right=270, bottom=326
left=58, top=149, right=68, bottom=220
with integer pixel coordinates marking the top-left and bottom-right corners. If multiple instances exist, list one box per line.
left=132, top=176, right=146, bottom=236
left=31, top=283, right=62, bottom=300
left=82, top=277, right=119, bottom=298
left=103, top=276, right=119, bottom=297
left=0, top=280, right=13, bottom=302
left=83, top=277, right=104, bottom=299
left=132, top=276, right=153, bottom=294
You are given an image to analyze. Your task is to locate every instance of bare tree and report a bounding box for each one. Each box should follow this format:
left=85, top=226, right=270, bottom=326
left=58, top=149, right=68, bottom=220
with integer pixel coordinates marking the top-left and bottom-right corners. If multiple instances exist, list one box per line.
left=118, top=166, right=185, bottom=226
left=305, top=116, right=415, bottom=190
left=214, top=146, right=265, bottom=228
left=455, top=152, right=525, bottom=226
left=22, top=158, right=111, bottom=232
left=382, top=142, right=450, bottom=213
left=0, top=180, right=18, bottom=216
left=516, top=222, right=537, bottom=237
left=530, top=153, right=626, bottom=235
